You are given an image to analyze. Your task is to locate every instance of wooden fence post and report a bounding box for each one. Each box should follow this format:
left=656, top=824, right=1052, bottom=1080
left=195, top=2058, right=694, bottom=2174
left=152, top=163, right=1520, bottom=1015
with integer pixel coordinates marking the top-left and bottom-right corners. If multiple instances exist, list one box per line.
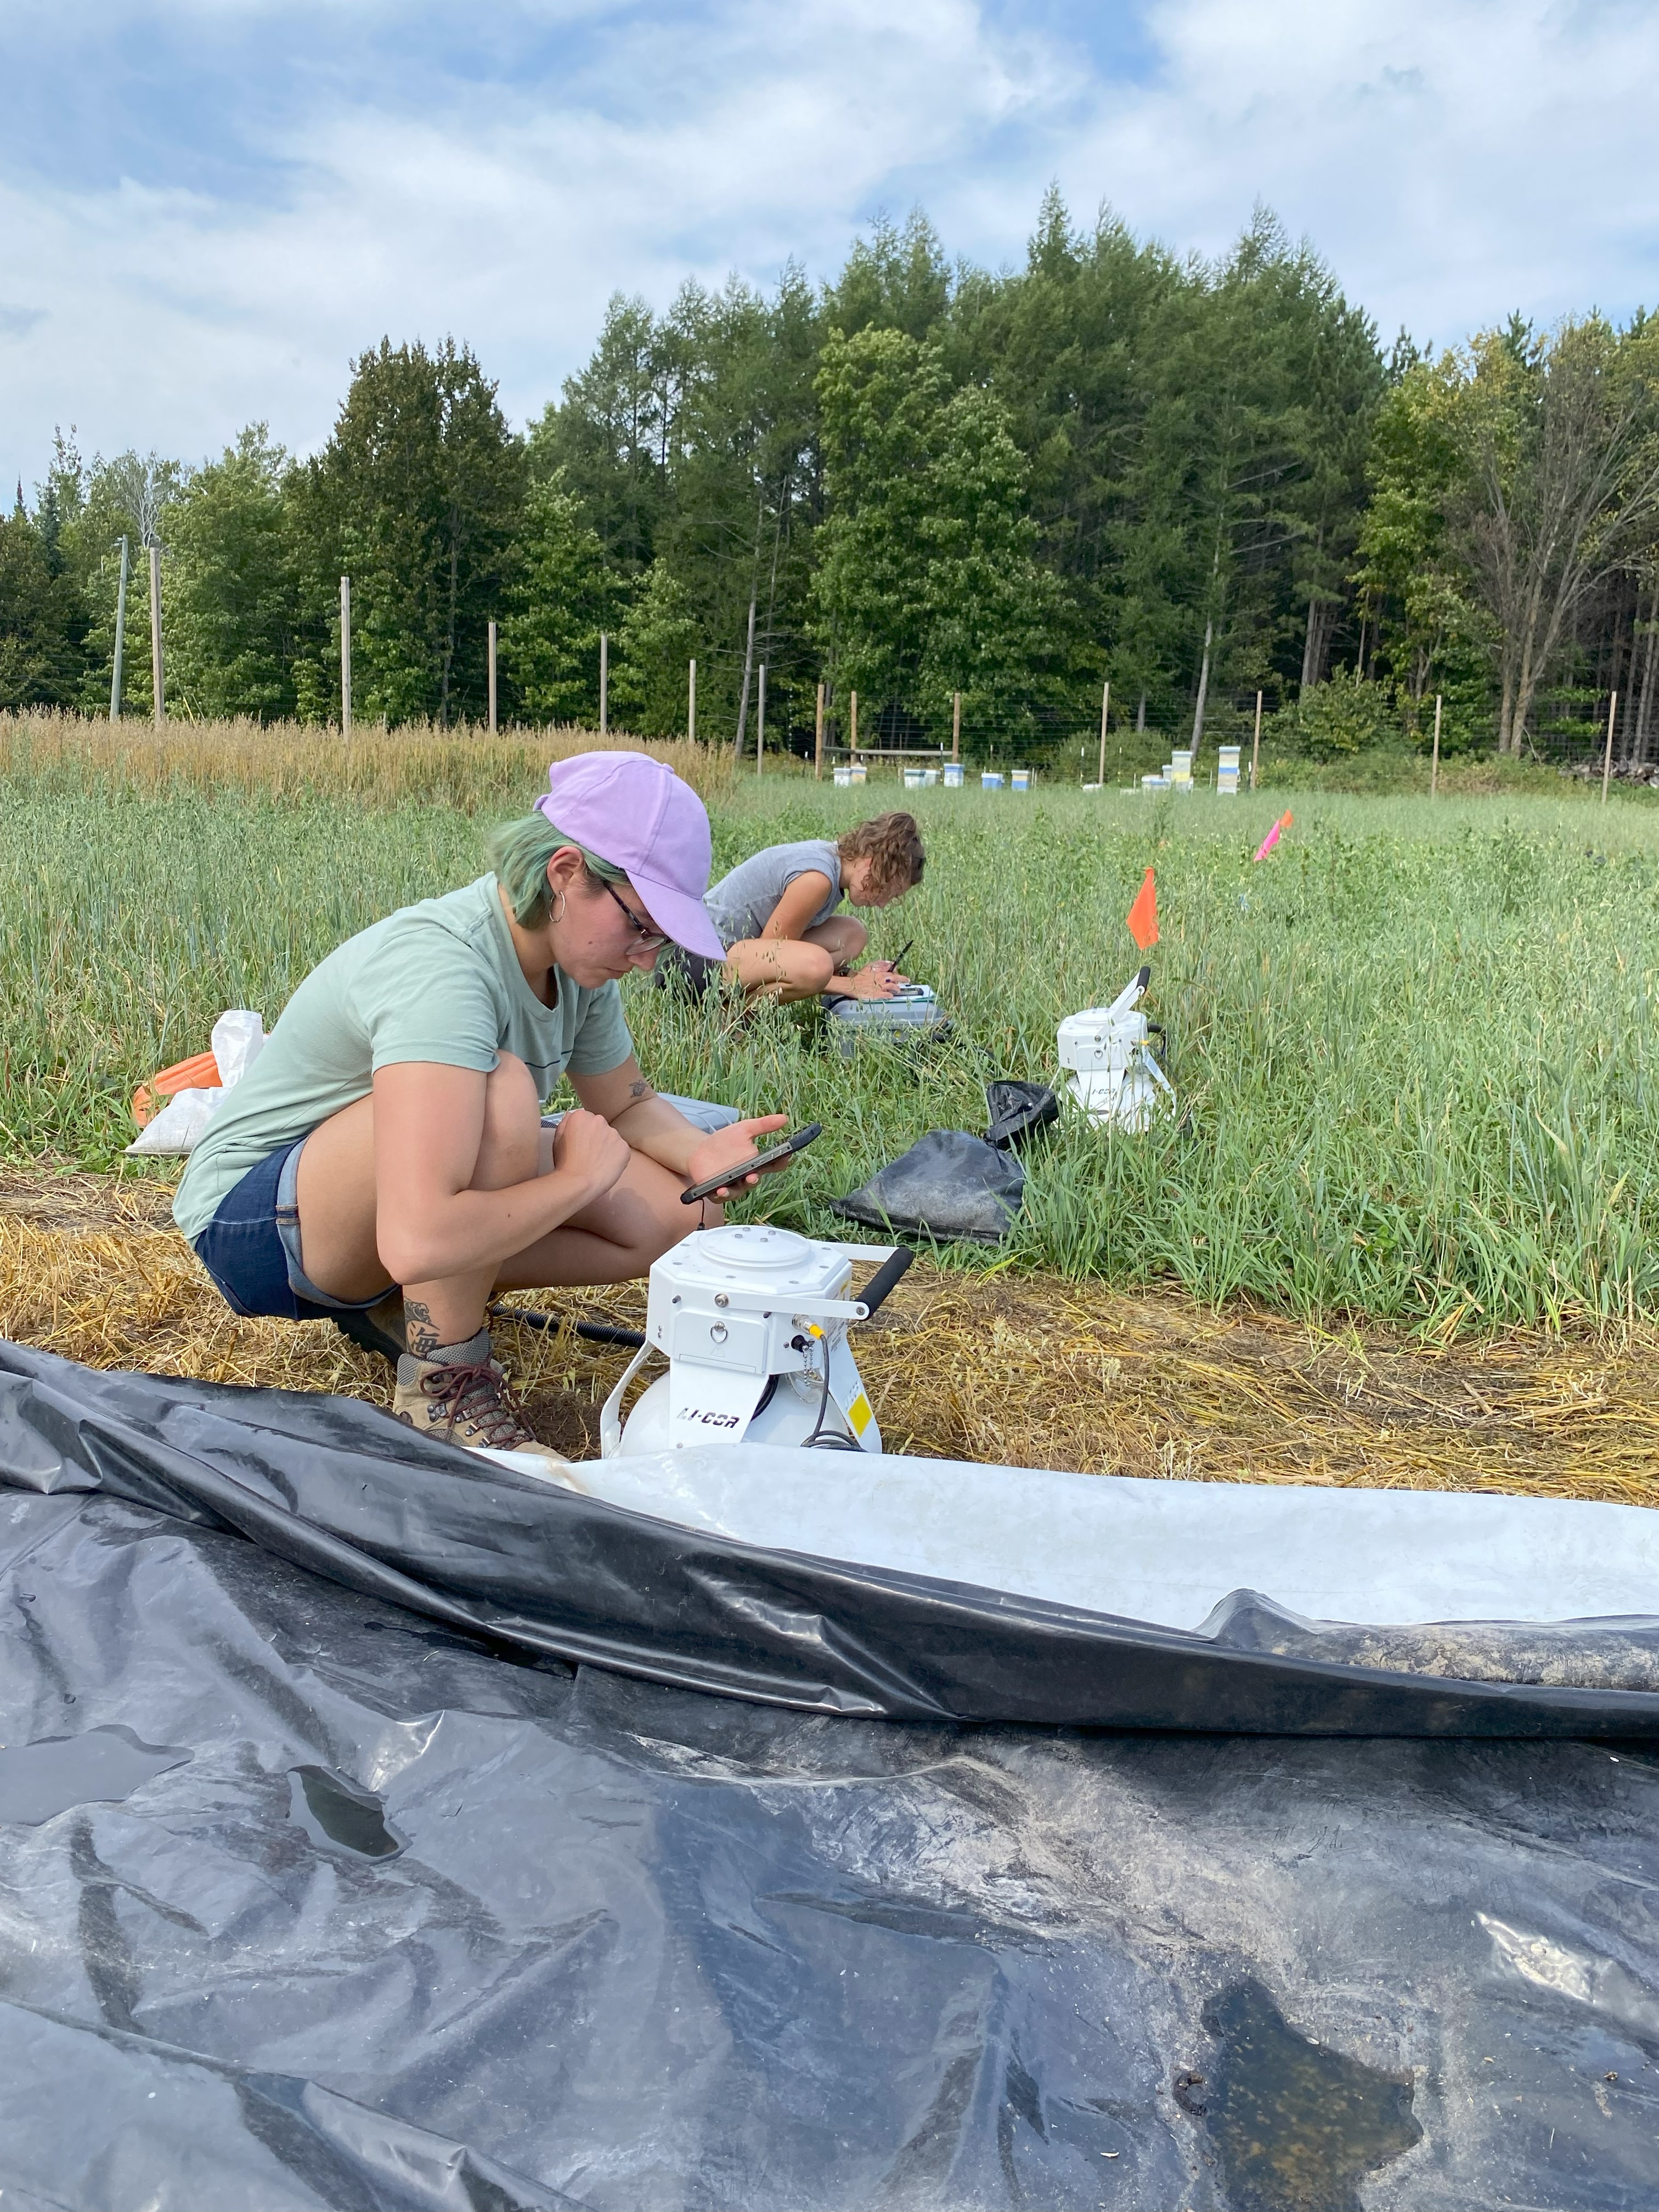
left=487, top=620, right=498, bottom=735
left=814, top=681, right=825, bottom=778
left=110, top=537, right=129, bottom=722
left=1097, top=681, right=1109, bottom=786
left=688, top=658, right=696, bottom=744
left=599, top=633, right=608, bottom=738
left=757, top=663, right=766, bottom=776
left=850, top=690, right=859, bottom=762
left=339, top=575, right=352, bottom=733
left=1250, top=690, right=1263, bottom=791
left=1430, top=693, right=1442, bottom=797
left=1602, top=690, right=1619, bottom=804
left=734, top=595, right=757, bottom=758
left=149, top=544, right=165, bottom=727
left=952, top=691, right=961, bottom=763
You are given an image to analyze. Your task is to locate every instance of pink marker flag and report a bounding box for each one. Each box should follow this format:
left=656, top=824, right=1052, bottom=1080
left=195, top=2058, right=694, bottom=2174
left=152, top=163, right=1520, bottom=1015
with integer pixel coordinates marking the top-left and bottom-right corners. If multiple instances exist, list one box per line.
left=1252, top=810, right=1294, bottom=862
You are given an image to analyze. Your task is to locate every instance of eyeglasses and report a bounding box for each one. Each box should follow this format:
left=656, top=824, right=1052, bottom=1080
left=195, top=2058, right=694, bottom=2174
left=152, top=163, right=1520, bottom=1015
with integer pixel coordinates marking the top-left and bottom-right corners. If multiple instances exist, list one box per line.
left=599, top=874, right=668, bottom=950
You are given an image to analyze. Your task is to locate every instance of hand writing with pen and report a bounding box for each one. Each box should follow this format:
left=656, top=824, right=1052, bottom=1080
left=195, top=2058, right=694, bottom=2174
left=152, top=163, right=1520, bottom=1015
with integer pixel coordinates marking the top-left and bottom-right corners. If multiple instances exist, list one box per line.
left=842, top=940, right=912, bottom=1001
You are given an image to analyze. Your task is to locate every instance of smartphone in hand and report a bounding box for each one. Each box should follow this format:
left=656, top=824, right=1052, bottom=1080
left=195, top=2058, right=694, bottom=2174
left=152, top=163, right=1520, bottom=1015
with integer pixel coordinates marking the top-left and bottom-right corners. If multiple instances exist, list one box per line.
left=680, top=1123, right=823, bottom=1206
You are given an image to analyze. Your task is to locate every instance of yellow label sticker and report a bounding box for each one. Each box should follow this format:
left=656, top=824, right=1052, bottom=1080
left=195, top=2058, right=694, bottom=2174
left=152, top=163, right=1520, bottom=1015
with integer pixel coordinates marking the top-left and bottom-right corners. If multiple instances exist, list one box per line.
left=847, top=1392, right=873, bottom=1436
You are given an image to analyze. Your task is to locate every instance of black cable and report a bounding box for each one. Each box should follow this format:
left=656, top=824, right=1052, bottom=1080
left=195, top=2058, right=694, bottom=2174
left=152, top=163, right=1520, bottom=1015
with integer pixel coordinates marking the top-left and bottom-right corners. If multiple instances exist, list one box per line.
left=801, top=1333, right=861, bottom=1452
left=490, top=1302, right=646, bottom=1350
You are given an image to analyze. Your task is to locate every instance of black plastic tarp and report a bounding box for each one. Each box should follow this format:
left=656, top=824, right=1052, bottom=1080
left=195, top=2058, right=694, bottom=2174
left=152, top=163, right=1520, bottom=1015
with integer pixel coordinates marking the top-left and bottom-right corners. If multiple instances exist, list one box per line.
left=4, top=1342, right=1659, bottom=1741
left=5, top=1374, right=1659, bottom=2207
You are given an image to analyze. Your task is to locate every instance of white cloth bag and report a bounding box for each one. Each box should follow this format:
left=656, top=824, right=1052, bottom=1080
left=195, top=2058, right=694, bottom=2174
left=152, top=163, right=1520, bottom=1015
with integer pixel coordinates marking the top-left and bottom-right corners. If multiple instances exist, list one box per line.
left=126, top=1010, right=266, bottom=1156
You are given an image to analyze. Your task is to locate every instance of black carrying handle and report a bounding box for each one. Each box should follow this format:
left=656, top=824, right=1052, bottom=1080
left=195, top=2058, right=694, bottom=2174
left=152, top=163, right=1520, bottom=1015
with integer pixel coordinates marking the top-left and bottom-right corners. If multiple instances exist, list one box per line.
left=856, top=1245, right=915, bottom=1318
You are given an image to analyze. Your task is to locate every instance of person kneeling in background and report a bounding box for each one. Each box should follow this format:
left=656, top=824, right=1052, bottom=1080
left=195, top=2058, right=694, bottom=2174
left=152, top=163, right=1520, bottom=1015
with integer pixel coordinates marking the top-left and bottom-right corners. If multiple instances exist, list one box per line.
left=675, top=812, right=926, bottom=1003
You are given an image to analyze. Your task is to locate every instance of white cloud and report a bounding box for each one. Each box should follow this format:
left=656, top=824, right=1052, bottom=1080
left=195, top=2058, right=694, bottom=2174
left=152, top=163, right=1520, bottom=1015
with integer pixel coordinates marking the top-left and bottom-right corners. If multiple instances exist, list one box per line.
left=1, top=0, right=1057, bottom=487
left=1032, top=0, right=1659, bottom=343
left=1, top=0, right=1655, bottom=494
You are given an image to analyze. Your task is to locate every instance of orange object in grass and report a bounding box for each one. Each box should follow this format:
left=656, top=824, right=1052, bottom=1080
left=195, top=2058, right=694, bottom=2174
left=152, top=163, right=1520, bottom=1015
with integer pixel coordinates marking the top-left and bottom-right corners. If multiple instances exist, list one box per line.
left=131, top=1049, right=222, bottom=1129
left=1125, top=867, right=1159, bottom=951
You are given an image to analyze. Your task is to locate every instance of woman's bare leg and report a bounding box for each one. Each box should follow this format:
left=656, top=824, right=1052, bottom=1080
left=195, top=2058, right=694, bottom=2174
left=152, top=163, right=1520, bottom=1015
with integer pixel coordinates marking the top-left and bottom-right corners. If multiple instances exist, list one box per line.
left=291, top=1094, right=397, bottom=1304
left=722, top=916, right=868, bottom=1000
left=493, top=1151, right=720, bottom=1290
left=293, top=1053, right=713, bottom=1345
left=722, top=936, right=837, bottom=1001
left=804, top=915, right=867, bottom=971
left=296, top=1053, right=539, bottom=1347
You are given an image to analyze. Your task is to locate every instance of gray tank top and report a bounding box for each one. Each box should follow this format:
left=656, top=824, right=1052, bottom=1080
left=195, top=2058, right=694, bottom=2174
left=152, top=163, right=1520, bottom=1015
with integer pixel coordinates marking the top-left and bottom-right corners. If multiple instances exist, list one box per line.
left=705, top=838, right=843, bottom=949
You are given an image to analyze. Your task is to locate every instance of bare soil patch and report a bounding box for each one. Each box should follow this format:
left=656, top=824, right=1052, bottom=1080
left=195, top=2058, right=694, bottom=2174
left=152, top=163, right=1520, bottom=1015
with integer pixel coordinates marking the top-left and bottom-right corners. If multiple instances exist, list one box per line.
left=0, top=1163, right=178, bottom=1233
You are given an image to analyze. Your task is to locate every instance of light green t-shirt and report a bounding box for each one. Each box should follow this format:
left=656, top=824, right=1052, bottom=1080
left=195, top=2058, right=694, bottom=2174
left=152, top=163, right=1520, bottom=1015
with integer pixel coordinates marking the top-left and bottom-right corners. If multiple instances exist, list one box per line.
left=173, top=874, right=634, bottom=1241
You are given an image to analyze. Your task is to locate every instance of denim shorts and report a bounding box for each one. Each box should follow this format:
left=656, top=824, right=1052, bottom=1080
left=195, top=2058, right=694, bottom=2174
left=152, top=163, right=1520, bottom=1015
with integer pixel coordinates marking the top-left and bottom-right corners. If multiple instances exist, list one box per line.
left=191, top=1139, right=388, bottom=1323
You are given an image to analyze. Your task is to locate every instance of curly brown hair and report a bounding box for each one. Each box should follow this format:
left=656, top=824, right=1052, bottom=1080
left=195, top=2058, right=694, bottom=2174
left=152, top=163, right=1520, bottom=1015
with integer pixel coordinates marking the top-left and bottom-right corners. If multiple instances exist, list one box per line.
left=836, top=812, right=926, bottom=895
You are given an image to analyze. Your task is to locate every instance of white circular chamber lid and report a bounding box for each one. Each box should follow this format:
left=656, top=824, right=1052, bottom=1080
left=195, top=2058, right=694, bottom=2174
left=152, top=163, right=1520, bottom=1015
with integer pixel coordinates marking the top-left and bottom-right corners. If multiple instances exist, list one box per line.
left=696, top=1224, right=814, bottom=1269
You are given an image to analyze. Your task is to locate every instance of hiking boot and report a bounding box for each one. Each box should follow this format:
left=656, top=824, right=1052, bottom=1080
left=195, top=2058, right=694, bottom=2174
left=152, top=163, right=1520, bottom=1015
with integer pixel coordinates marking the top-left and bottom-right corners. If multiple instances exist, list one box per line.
left=392, top=1344, right=585, bottom=1492
left=333, top=1289, right=409, bottom=1365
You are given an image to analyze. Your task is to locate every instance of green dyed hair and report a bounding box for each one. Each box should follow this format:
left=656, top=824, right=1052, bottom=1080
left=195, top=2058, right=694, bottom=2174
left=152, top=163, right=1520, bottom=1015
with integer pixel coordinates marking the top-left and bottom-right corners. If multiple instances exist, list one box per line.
left=487, top=814, right=628, bottom=926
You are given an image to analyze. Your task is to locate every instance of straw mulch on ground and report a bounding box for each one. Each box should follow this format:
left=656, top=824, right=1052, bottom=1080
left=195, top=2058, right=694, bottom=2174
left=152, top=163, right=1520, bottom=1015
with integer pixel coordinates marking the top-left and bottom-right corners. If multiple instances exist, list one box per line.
left=4, top=1164, right=1656, bottom=1508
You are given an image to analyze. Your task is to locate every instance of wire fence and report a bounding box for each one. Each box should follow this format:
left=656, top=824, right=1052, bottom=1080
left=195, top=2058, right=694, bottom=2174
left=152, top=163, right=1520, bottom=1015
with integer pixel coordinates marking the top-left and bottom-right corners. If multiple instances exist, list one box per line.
left=793, top=693, right=1267, bottom=783
left=1526, top=687, right=1659, bottom=783
left=595, top=636, right=1659, bottom=791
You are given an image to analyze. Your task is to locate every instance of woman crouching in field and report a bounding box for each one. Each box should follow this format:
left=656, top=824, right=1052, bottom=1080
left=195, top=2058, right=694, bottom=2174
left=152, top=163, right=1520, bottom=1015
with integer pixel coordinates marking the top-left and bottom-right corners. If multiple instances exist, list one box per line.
left=669, top=812, right=926, bottom=1003
left=172, top=752, right=788, bottom=1484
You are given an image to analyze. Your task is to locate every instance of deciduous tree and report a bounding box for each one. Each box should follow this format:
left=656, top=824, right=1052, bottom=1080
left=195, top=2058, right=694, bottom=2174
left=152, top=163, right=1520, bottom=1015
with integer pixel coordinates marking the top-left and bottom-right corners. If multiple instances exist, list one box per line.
left=1429, top=318, right=1659, bottom=752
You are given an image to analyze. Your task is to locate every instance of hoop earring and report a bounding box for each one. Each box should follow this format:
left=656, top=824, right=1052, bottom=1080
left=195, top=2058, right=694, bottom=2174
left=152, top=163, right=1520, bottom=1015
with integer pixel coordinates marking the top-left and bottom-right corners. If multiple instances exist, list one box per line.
left=549, top=890, right=566, bottom=924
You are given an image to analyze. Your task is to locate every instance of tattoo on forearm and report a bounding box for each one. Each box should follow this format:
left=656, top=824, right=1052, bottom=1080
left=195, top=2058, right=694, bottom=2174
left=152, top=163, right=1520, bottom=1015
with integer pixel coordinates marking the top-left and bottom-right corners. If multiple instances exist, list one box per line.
left=628, top=1079, right=654, bottom=1101
left=404, top=1297, right=442, bottom=1357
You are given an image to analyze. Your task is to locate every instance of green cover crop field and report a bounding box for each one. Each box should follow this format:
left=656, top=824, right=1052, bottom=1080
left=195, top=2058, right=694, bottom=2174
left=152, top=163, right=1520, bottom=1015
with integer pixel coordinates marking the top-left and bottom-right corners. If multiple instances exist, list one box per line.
left=6, top=715, right=1659, bottom=1338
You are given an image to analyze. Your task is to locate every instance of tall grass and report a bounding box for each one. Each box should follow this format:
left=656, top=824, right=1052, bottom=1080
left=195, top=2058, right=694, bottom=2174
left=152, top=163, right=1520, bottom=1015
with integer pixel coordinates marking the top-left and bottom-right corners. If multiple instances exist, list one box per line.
left=7, top=714, right=1659, bottom=1334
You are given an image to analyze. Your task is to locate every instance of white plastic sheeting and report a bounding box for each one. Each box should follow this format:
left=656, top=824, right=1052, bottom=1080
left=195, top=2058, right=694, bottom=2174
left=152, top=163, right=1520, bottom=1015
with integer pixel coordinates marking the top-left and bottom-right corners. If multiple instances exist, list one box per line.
left=580, top=1442, right=1659, bottom=1632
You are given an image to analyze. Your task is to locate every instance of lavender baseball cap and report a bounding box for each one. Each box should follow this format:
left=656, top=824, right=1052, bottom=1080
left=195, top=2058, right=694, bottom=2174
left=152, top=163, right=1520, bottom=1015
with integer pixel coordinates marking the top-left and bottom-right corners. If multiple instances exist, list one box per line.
left=535, top=752, right=725, bottom=960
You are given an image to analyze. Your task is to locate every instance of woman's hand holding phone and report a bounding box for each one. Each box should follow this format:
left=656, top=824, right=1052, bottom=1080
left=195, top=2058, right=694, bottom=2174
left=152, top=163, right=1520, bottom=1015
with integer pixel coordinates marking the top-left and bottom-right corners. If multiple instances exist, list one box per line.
left=682, top=1114, right=791, bottom=1205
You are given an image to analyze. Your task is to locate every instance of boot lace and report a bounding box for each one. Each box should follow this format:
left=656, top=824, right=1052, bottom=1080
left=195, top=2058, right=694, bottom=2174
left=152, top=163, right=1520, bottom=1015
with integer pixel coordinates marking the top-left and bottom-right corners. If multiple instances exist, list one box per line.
left=420, top=1358, right=534, bottom=1452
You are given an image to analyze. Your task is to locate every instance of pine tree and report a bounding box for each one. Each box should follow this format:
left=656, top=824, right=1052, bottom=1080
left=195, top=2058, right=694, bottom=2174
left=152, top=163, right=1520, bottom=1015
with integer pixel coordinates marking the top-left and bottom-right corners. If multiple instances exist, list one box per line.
left=314, top=339, right=525, bottom=724
left=612, top=561, right=700, bottom=736
left=500, top=472, right=628, bottom=723
left=0, top=498, right=86, bottom=707
left=167, top=427, right=295, bottom=719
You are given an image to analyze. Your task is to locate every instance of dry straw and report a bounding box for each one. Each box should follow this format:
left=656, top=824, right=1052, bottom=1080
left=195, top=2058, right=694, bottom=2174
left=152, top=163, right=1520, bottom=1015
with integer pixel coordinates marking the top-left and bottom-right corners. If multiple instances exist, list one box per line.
left=0, top=709, right=734, bottom=810
left=4, top=1167, right=1656, bottom=1507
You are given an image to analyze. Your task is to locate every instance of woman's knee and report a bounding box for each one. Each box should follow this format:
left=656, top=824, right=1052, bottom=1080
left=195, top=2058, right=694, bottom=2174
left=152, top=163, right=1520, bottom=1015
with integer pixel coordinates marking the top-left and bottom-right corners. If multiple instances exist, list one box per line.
left=476, top=1053, right=542, bottom=1188
left=596, top=1158, right=716, bottom=1274
left=727, top=939, right=836, bottom=1000
left=797, top=944, right=837, bottom=994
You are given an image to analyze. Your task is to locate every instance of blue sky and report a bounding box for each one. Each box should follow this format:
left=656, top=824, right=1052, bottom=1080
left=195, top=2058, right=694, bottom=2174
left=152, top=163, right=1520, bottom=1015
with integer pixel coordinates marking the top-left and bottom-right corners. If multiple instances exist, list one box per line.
left=4, top=0, right=1658, bottom=495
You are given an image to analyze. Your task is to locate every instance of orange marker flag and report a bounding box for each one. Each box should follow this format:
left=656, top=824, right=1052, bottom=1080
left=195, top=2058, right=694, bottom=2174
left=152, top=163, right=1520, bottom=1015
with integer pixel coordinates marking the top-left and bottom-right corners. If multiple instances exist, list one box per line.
left=1126, top=867, right=1159, bottom=950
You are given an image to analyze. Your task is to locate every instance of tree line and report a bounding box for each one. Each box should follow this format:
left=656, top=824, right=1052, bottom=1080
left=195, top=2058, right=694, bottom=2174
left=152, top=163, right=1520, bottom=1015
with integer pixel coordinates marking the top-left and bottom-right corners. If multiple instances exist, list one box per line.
left=5, top=191, right=1659, bottom=765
